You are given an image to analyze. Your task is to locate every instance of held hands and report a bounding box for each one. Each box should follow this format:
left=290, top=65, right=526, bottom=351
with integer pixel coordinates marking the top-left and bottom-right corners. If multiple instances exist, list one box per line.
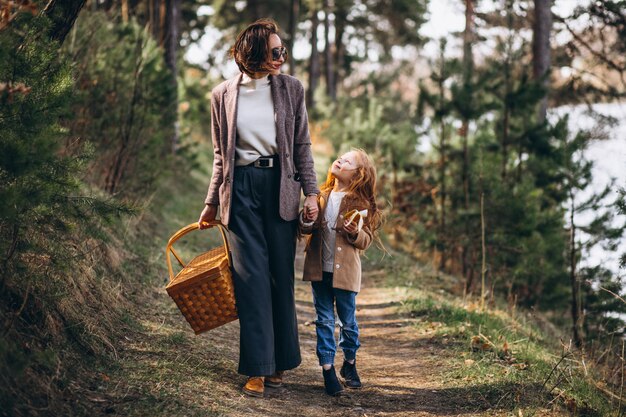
left=303, top=195, right=319, bottom=222
left=198, top=204, right=218, bottom=229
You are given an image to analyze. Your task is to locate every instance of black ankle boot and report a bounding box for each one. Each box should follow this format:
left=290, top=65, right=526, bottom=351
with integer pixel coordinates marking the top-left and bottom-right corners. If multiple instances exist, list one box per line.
left=340, top=360, right=362, bottom=389
left=322, top=366, right=343, bottom=396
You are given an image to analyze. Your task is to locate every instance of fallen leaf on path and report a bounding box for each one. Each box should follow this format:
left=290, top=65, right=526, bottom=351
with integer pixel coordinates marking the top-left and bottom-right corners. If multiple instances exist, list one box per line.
left=88, top=396, right=109, bottom=403
left=470, top=335, right=493, bottom=351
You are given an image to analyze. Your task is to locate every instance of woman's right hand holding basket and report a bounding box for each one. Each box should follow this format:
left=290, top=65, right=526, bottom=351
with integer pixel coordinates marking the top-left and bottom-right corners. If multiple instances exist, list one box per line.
left=198, top=204, right=218, bottom=229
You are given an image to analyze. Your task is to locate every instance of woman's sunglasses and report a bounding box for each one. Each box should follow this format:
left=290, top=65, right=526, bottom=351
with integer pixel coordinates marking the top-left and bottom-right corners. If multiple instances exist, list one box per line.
left=271, top=46, right=288, bottom=61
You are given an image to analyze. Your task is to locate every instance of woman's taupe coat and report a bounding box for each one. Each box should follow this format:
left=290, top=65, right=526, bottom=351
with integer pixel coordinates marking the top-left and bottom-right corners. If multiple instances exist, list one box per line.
left=204, top=73, right=319, bottom=226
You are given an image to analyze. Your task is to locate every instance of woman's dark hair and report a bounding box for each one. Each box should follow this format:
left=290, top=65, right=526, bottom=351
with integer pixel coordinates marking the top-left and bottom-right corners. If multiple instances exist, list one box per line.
left=231, top=19, right=281, bottom=77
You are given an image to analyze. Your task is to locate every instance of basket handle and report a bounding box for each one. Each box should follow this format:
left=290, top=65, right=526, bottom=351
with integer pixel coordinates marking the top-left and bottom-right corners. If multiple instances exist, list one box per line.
left=165, top=221, right=232, bottom=283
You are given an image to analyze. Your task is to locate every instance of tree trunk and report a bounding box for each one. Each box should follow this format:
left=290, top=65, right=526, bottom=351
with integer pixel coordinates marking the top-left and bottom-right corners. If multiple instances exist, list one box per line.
left=501, top=2, right=513, bottom=180
left=461, top=0, right=474, bottom=286
left=159, top=0, right=166, bottom=45
left=107, top=40, right=143, bottom=193
left=461, top=0, right=473, bottom=210
left=323, top=0, right=335, bottom=100
left=438, top=44, right=447, bottom=272
left=164, top=0, right=180, bottom=153
left=147, top=0, right=153, bottom=33
left=479, top=147, right=486, bottom=310
left=247, top=0, right=261, bottom=20
left=532, top=0, right=552, bottom=124
left=148, top=0, right=160, bottom=41
left=439, top=121, right=447, bottom=271
left=287, top=0, right=300, bottom=76
left=480, top=189, right=486, bottom=310
left=307, top=9, right=320, bottom=109
left=43, top=0, right=86, bottom=44
left=333, top=8, right=345, bottom=98
left=501, top=103, right=510, bottom=179
left=121, top=0, right=129, bottom=23
left=569, top=193, right=584, bottom=348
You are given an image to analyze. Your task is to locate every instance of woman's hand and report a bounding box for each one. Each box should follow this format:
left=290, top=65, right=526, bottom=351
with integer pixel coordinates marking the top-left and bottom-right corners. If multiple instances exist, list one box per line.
left=303, top=195, right=319, bottom=222
left=198, top=204, right=218, bottom=229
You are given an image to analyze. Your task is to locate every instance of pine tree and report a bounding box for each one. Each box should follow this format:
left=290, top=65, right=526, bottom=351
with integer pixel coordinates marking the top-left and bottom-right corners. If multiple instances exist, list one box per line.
left=63, top=11, right=177, bottom=196
left=560, top=125, right=626, bottom=346
left=1, top=9, right=134, bottom=413
left=417, top=38, right=458, bottom=271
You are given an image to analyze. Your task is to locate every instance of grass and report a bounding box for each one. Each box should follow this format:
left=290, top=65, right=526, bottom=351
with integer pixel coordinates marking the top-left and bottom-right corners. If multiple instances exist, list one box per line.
left=76, top=143, right=243, bottom=416
left=354, top=220, right=617, bottom=415
left=372, top=242, right=616, bottom=416
left=91, top=291, right=239, bottom=416
left=0, top=138, right=222, bottom=417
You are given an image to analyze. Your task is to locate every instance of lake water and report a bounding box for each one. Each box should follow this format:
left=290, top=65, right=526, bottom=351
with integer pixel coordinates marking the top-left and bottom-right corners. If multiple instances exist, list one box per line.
left=551, top=102, right=626, bottom=274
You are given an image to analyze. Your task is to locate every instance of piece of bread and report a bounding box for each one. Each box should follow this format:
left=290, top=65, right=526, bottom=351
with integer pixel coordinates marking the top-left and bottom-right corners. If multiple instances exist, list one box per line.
left=344, top=209, right=368, bottom=233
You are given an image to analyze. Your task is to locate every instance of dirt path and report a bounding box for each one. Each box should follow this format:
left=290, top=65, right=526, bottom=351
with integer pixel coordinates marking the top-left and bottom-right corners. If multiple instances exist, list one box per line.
left=95, top=246, right=565, bottom=417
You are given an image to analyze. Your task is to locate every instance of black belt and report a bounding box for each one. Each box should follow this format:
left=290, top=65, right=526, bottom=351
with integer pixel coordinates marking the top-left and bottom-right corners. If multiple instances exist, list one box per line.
left=249, top=156, right=277, bottom=168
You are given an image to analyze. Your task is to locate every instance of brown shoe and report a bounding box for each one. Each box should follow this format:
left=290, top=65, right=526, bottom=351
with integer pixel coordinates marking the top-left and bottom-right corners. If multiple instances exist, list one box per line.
left=264, top=370, right=284, bottom=388
left=243, top=377, right=264, bottom=397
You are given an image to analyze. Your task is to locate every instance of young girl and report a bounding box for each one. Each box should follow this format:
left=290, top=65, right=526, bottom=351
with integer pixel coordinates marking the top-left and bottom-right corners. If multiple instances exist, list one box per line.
left=299, top=148, right=382, bottom=396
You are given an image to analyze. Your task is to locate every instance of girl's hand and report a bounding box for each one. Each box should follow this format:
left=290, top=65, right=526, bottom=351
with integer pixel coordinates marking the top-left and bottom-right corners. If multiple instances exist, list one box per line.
left=342, top=219, right=359, bottom=238
left=303, top=195, right=319, bottom=222
left=303, top=207, right=316, bottom=222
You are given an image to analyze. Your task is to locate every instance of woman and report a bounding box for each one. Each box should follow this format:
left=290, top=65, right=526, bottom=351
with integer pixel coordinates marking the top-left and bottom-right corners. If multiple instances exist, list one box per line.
left=198, top=19, right=319, bottom=397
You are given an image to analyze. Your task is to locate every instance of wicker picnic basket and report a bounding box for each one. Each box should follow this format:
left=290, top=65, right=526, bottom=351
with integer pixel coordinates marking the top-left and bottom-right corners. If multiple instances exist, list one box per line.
left=165, top=221, right=237, bottom=334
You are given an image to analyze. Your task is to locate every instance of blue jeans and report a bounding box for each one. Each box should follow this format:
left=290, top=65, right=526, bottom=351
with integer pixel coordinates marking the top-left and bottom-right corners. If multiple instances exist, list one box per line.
left=311, top=271, right=360, bottom=366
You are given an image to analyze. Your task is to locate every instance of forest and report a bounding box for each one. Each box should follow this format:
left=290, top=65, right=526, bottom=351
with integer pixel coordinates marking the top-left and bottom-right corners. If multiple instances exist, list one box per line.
left=1, top=0, right=626, bottom=416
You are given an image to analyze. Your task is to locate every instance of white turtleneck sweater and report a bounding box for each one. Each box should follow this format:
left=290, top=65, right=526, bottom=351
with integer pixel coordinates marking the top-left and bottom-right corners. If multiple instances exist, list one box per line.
left=235, top=74, right=278, bottom=166
left=322, top=190, right=346, bottom=272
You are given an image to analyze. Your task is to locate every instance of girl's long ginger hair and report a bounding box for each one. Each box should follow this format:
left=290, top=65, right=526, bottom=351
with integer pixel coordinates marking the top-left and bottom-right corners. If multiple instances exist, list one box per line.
left=320, top=149, right=383, bottom=234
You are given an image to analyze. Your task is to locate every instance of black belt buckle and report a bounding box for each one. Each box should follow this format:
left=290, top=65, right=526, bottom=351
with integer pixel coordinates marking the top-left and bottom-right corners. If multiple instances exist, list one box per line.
left=253, top=157, right=274, bottom=168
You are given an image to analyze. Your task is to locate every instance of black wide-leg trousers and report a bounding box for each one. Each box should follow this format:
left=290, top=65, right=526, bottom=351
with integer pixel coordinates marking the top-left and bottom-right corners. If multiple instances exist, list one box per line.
left=228, top=164, right=301, bottom=376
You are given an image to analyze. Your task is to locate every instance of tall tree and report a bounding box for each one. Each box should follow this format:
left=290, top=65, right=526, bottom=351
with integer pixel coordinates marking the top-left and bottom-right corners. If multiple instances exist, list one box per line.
left=0, top=10, right=135, bottom=412
left=560, top=124, right=625, bottom=348
left=287, top=0, right=300, bottom=76
left=43, top=0, right=86, bottom=44
left=307, top=7, right=321, bottom=109
left=418, top=38, right=455, bottom=271
left=436, top=41, right=449, bottom=271
left=532, top=0, right=552, bottom=123
left=332, top=0, right=348, bottom=97
left=461, top=0, right=475, bottom=289
left=305, top=0, right=428, bottom=107
left=323, top=0, right=335, bottom=100
left=247, top=0, right=269, bottom=19
left=499, top=0, right=514, bottom=180
left=568, top=181, right=584, bottom=348
left=165, top=0, right=181, bottom=152
left=552, top=0, right=626, bottom=105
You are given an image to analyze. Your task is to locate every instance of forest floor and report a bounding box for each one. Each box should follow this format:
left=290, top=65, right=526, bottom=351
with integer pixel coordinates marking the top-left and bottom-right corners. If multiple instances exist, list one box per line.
left=83, top=245, right=569, bottom=417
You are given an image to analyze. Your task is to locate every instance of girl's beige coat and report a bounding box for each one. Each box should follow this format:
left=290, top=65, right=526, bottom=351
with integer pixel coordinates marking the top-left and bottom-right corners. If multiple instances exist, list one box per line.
left=300, top=192, right=373, bottom=293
